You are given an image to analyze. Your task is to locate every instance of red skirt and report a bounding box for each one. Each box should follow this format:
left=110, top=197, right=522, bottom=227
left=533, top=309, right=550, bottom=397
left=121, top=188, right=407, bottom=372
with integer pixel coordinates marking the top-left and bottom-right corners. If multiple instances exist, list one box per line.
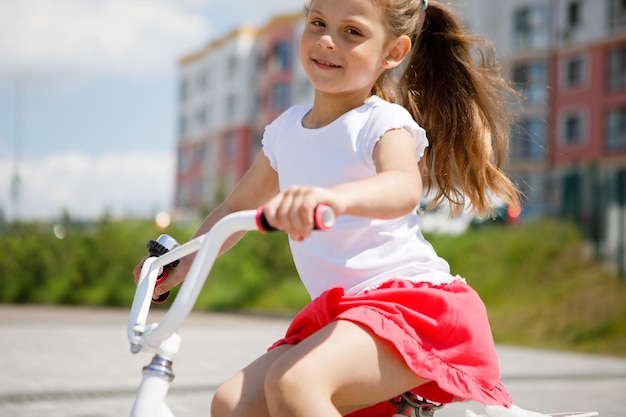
left=269, top=279, right=512, bottom=416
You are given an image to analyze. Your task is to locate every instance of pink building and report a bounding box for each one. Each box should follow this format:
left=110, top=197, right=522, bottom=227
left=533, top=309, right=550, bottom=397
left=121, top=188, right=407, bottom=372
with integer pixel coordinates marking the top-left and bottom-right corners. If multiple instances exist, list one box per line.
left=547, top=0, right=626, bottom=272
left=551, top=39, right=626, bottom=166
left=174, top=13, right=310, bottom=217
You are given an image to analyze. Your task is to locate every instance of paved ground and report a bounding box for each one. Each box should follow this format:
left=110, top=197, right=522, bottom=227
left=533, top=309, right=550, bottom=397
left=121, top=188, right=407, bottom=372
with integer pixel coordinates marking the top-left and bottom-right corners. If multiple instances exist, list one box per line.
left=1, top=305, right=625, bottom=417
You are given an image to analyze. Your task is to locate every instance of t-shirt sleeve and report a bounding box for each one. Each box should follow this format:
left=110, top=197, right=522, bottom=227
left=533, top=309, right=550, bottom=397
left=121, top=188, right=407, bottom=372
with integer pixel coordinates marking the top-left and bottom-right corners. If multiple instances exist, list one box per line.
left=262, top=105, right=308, bottom=172
left=261, top=109, right=290, bottom=171
left=361, top=102, right=428, bottom=165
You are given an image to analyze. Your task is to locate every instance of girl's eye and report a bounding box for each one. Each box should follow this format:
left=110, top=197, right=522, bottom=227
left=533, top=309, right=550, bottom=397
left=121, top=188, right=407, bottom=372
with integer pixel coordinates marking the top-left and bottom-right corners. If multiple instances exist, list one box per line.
left=346, top=28, right=362, bottom=36
left=311, top=20, right=325, bottom=27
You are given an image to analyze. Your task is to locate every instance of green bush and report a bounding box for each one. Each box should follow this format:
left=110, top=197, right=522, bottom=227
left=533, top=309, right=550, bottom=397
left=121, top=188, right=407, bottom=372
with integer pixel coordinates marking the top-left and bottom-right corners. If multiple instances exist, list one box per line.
left=0, top=217, right=306, bottom=312
left=428, top=219, right=626, bottom=356
left=1, top=217, right=625, bottom=356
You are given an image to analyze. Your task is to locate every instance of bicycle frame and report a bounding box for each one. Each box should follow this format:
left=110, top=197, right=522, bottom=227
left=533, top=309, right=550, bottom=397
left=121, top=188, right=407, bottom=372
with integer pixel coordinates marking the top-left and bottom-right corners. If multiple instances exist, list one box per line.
left=127, top=209, right=262, bottom=417
left=127, top=205, right=335, bottom=416
left=126, top=207, right=599, bottom=417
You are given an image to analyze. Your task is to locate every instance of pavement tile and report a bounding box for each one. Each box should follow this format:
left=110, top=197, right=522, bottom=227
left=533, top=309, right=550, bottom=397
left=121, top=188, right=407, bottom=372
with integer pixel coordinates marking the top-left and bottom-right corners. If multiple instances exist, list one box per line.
left=1, top=305, right=625, bottom=417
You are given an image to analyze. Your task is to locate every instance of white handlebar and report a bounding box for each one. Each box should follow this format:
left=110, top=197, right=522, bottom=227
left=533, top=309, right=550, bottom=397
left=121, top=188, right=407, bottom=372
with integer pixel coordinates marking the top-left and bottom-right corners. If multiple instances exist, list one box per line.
left=127, top=209, right=260, bottom=354
left=127, top=205, right=335, bottom=355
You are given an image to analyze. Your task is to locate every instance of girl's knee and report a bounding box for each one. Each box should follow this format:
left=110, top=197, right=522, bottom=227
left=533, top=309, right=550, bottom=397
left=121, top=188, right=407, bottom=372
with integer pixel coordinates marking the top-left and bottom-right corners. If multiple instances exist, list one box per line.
left=210, top=384, right=237, bottom=417
left=265, top=358, right=341, bottom=416
left=264, top=361, right=296, bottom=397
left=211, top=379, right=252, bottom=417
left=264, top=356, right=318, bottom=407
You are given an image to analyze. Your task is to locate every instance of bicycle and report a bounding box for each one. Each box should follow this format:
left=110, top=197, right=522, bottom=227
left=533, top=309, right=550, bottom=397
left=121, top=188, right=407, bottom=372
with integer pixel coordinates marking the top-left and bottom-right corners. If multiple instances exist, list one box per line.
left=126, top=206, right=599, bottom=417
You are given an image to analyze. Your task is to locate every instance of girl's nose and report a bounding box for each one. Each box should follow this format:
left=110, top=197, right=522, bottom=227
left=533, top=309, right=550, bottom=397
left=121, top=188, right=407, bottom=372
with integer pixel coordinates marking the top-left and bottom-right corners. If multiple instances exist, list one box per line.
left=317, top=34, right=335, bottom=50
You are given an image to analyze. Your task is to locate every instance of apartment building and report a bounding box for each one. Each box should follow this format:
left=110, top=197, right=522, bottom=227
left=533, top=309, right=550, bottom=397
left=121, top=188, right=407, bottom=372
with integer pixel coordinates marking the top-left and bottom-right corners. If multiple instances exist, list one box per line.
left=451, top=0, right=554, bottom=219
left=174, top=13, right=310, bottom=216
left=175, top=26, right=260, bottom=214
left=455, top=0, right=626, bottom=268
left=549, top=0, right=626, bottom=269
left=174, top=1, right=625, bottom=247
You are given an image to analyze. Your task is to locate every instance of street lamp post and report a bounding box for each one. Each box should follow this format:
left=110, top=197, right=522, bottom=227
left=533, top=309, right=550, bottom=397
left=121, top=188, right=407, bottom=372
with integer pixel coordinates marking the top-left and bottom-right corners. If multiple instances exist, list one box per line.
left=617, top=169, right=626, bottom=279
left=8, top=78, right=21, bottom=223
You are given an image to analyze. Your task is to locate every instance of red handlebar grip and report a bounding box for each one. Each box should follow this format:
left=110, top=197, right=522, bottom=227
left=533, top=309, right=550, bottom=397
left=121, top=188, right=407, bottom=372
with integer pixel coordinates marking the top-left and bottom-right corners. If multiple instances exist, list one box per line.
left=152, top=269, right=170, bottom=304
left=256, top=204, right=335, bottom=233
left=313, top=204, right=335, bottom=230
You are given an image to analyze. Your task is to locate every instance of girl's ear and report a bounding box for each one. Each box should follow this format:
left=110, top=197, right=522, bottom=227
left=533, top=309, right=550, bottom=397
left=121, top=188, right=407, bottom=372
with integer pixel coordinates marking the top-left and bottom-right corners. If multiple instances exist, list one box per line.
left=383, top=35, right=412, bottom=69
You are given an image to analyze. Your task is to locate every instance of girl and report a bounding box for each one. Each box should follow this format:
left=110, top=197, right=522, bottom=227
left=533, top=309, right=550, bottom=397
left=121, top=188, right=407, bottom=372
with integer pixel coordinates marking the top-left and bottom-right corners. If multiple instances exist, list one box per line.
left=139, top=0, right=521, bottom=416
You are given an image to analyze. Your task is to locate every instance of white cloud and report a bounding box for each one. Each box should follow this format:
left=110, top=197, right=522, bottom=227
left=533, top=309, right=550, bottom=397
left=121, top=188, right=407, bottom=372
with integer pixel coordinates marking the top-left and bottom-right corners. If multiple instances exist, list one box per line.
left=0, top=0, right=211, bottom=79
left=0, top=0, right=308, bottom=221
left=0, top=151, right=175, bottom=220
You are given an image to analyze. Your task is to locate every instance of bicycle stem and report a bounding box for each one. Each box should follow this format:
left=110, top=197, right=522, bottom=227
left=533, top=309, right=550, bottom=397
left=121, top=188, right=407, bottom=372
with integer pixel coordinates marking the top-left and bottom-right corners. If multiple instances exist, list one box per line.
left=128, top=209, right=260, bottom=355
left=127, top=206, right=335, bottom=417
left=128, top=205, right=335, bottom=354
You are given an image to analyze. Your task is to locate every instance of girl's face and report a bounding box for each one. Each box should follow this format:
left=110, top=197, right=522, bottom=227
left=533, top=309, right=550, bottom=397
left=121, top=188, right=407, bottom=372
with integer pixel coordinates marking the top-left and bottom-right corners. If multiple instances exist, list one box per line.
left=300, top=0, right=404, bottom=98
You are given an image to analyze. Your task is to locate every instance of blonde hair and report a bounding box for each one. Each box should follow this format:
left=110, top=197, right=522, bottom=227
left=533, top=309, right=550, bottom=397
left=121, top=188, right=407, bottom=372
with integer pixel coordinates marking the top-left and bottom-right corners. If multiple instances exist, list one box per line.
left=373, top=0, right=520, bottom=217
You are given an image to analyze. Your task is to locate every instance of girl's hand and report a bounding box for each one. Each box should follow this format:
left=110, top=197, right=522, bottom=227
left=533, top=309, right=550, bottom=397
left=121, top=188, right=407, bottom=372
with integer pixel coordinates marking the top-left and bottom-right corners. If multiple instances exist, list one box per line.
left=132, top=257, right=148, bottom=285
left=132, top=255, right=193, bottom=300
left=262, top=186, right=342, bottom=241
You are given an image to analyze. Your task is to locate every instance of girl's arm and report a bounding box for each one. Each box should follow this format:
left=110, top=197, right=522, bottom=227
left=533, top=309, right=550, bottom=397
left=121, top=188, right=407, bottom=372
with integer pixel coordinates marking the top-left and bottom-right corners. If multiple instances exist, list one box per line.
left=334, top=127, right=423, bottom=218
left=137, top=152, right=279, bottom=297
left=262, top=127, right=422, bottom=241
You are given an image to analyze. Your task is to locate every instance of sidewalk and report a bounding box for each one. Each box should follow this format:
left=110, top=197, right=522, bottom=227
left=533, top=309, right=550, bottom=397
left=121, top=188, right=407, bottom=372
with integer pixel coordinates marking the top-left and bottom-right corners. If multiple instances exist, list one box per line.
left=1, top=305, right=625, bottom=417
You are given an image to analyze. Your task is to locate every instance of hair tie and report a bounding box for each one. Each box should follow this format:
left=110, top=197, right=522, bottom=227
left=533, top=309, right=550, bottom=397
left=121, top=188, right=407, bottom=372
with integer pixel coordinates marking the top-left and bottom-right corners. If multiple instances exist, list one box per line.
left=423, top=0, right=428, bottom=10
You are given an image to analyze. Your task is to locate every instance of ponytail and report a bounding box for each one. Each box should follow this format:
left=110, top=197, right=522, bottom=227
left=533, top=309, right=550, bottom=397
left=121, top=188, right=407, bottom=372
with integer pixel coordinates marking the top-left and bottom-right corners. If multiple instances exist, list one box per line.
left=381, top=0, right=520, bottom=217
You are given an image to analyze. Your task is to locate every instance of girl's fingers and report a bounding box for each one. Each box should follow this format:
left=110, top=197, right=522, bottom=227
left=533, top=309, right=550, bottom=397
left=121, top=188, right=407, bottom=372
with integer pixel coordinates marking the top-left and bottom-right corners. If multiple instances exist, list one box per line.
left=264, top=186, right=332, bottom=239
left=132, top=257, right=148, bottom=285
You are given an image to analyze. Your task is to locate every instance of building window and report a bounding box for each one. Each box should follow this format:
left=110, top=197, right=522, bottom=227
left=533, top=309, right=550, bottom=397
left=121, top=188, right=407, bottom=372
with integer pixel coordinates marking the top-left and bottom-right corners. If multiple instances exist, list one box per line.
left=196, top=70, right=208, bottom=91
left=226, top=94, right=237, bottom=120
left=272, top=82, right=291, bottom=111
left=515, top=173, right=547, bottom=218
left=608, top=45, right=626, bottom=90
left=176, top=184, right=191, bottom=209
left=204, top=104, right=213, bottom=128
left=563, top=112, right=584, bottom=145
left=195, top=105, right=207, bottom=128
left=609, top=0, right=626, bottom=32
left=224, top=132, right=237, bottom=158
left=606, top=107, right=626, bottom=151
left=511, top=118, right=547, bottom=161
left=178, top=148, right=191, bottom=174
left=272, top=41, right=292, bottom=71
left=512, top=61, right=548, bottom=105
left=179, top=115, right=188, bottom=137
left=256, top=51, right=263, bottom=71
left=193, top=178, right=202, bottom=200
left=227, top=55, right=239, bottom=79
left=180, top=79, right=189, bottom=103
left=194, top=143, right=205, bottom=166
left=567, top=1, right=582, bottom=29
left=564, top=55, right=585, bottom=88
left=513, top=5, right=550, bottom=50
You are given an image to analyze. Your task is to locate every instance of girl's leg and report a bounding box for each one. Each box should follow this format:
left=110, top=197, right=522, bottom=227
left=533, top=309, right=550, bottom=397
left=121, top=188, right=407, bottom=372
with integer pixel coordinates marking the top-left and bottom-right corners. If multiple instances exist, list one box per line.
left=264, top=319, right=429, bottom=417
left=211, top=344, right=293, bottom=417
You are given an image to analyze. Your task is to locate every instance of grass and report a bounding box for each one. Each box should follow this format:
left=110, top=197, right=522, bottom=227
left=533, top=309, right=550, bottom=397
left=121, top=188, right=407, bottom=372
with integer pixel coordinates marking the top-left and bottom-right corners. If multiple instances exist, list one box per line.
left=428, top=220, right=626, bottom=357
left=2, top=216, right=624, bottom=357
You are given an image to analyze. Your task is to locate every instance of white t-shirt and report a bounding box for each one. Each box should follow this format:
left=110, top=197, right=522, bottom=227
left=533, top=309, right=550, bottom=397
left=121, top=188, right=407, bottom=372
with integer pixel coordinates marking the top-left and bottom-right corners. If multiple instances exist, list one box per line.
left=262, top=95, right=456, bottom=299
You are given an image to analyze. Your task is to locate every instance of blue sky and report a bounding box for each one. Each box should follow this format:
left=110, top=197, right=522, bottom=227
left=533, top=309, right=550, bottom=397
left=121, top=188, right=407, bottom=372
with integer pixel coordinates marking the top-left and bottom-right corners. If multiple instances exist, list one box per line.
left=0, top=0, right=302, bottom=221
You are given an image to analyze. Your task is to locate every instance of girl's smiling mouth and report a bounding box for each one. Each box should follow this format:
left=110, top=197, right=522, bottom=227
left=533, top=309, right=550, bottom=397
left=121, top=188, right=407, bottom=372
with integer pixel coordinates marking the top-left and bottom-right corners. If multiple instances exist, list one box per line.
left=313, top=58, right=342, bottom=68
